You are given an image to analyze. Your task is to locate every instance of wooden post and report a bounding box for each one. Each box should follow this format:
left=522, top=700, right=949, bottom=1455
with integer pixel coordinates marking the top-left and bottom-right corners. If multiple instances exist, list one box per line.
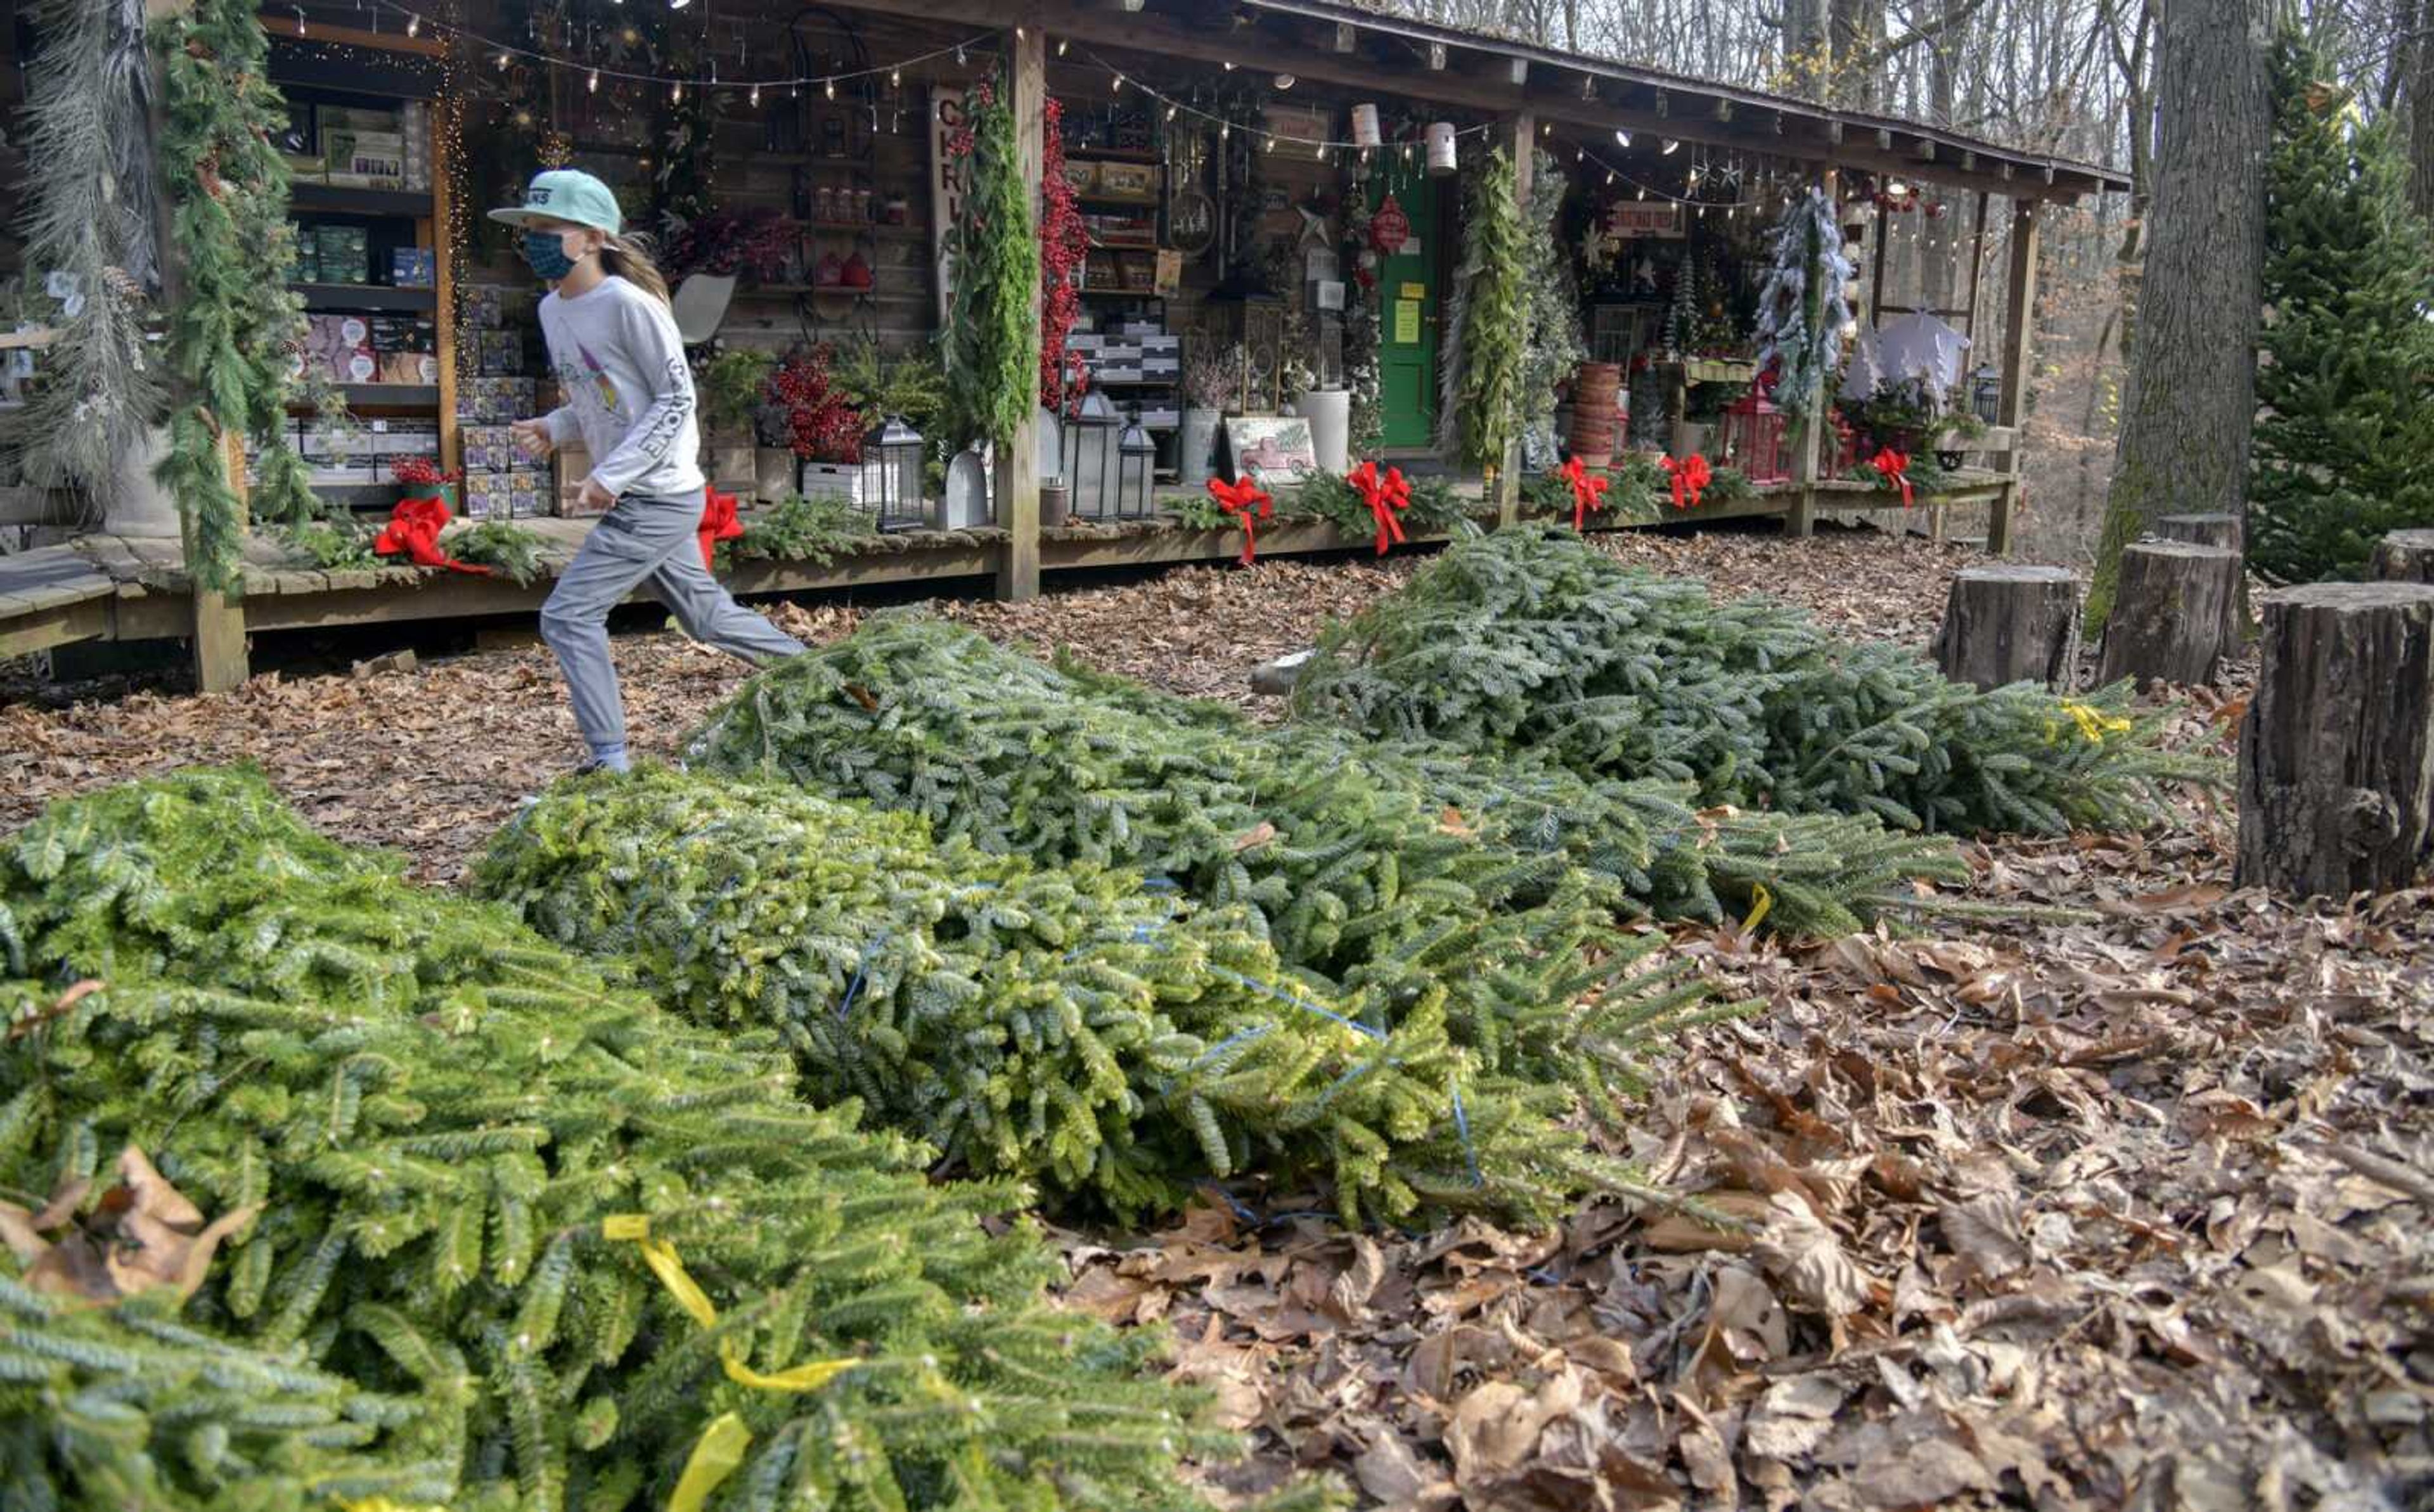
left=428, top=96, right=462, bottom=480
left=144, top=0, right=248, bottom=690
left=2097, top=541, right=2239, bottom=688
left=993, top=22, right=1045, bottom=603
left=2369, top=529, right=2434, bottom=584
left=1784, top=166, right=1836, bottom=540
left=1987, top=198, right=2039, bottom=558
left=1933, top=565, right=2083, bottom=691
left=2236, top=582, right=2434, bottom=897
left=1497, top=111, right=1534, bottom=528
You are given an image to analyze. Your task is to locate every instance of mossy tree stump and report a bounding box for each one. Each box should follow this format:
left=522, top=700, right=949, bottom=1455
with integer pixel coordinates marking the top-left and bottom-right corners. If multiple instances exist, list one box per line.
left=2097, top=541, right=2240, bottom=688
left=2236, top=582, right=2434, bottom=897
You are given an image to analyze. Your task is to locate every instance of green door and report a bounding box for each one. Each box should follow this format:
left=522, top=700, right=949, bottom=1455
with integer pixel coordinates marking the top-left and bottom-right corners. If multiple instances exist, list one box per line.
left=1368, top=161, right=1438, bottom=449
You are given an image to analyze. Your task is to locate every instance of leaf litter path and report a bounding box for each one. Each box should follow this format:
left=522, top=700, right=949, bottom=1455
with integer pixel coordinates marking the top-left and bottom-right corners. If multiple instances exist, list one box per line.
left=4, top=529, right=2430, bottom=1509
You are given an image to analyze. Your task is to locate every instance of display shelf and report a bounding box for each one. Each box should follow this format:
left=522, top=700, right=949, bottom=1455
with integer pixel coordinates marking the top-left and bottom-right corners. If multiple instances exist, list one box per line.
left=1078, top=286, right=1163, bottom=298
left=290, top=283, right=438, bottom=312
left=289, top=183, right=431, bottom=216
left=324, top=383, right=441, bottom=409
left=1089, top=377, right=1178, bottom=388
left=1075, top=193, right=1159, bottom=209
left=1065, top=147, right=1160, bottom=163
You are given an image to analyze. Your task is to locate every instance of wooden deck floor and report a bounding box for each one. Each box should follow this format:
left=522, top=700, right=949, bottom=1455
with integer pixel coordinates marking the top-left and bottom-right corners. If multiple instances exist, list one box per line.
left=0, top=470, right=2007, bottom=658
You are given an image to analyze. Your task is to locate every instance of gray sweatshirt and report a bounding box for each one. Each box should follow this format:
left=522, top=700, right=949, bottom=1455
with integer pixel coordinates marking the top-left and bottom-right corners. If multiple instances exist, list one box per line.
left=538, top=274, right=704, bottom=501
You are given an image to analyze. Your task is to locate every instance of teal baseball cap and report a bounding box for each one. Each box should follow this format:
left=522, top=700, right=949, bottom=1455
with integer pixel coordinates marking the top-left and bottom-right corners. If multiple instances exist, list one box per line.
left=488, top=169, right=623, bottom=236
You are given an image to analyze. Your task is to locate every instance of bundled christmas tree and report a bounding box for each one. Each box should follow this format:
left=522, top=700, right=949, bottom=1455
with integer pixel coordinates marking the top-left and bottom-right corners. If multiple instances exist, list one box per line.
left=1291, top=526, right=2212, bottom=835
left=476, top=767, right=1626, bottom=1225
left=0, top=770, right=1239, bottom=1512
left=2247, top=32, right=2434, bottom=584
left=0, top=1274, right=464, bottom=1512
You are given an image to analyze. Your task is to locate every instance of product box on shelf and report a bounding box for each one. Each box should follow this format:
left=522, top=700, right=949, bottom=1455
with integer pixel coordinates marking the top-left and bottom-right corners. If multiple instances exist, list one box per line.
left=311, top=225, right=370, bottom=285
left=304, top=314, right=376, bottom=384
left=461, top=376, right=538, bottom=424
left=1065, top=333, right=1104, bottom=352
left=1139, top=407, right=1180, bottom=429
left=1138, top=332, right=1180, bottom=352
left=477, top=330, right=524, bottom=375
left=377, top=352, right=439, bottom=385
left=390, top=247, right=436, bottom=288
left=1095, top=364, right=1144, bottom=383
left=463, top=472, right=510, bottom=520
left=460, top=424, right=518, bottom=474
left=463, top=285, right=508, bottom=328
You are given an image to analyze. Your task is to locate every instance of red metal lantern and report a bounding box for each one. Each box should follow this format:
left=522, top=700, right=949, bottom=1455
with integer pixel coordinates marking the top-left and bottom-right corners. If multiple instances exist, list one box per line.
left=1719, top=390, right=1788, bottom=484
left=1369, top=194, right=1411, bottom=255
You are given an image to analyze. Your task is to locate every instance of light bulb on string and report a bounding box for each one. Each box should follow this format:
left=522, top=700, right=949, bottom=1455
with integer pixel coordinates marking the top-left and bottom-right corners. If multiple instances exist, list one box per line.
left=1113, top=74, right=1123, bottom=94
left=1614, top=129, right=1630, bottom=147
left=1222, top=60, right=1235, bottom=70
left=1056, top=37, right=1067, bottom=55
left=1265, top=136, right=1277, bottom=153
left=825, top=77, right=835, bottom=99
left=671, top=80, right=682, bottom=102
left=1635, top=184, right=1644, bottom=198
left=1165, top=105, right=1177, bottom=122
left=1661, top=138, right=1678, bottom=155
left=406, top=13, right=418, bottom=36
left=495, top=50, right=510, bottom=70
left=750, top=83, right=761, bottom=106
left=954, top=43, right=965, bottom=65
left=293, top=8, right=304, bottom=35
left=588, top=68, right=599, bottom=93
left=891, top=67, right=899, bottom=87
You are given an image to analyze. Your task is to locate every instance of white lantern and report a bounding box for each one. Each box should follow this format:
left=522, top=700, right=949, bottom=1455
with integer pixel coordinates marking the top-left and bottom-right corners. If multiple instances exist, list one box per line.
left=1425, top=121, right=1457, bottom=176
left=1351, top=103, right=1382, bottom=149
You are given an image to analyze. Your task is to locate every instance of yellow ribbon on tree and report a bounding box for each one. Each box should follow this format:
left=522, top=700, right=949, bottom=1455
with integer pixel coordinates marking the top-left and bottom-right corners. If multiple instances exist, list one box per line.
left=602, top=1216, right=862, bottom=1510
left=1741, top=882, right=1773, bottom=937
left=2059, top=701, right=2134, bottom=744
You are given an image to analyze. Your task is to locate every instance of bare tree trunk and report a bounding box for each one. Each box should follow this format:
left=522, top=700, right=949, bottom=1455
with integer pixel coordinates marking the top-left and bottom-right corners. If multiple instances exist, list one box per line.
left=2086, top=0, right=2271, bottom=628
left=2411, top=0, right=2434, bottom=222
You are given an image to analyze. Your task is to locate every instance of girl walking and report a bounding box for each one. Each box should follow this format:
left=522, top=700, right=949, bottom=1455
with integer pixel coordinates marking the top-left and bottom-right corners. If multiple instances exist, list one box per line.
left=490, top=169, right=804, bottom=774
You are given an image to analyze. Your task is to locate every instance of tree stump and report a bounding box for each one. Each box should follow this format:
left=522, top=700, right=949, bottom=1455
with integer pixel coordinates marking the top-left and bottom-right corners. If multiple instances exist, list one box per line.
left=2097, top=541, right=2240, bottom=687
left=2368, top=529, right=2434, bottom=585
left=1933, top=565, right=2084, bottom=691
left=2153, top=513, right=2248, bottom=646
left=2237, top=582, right=2434, bottom=897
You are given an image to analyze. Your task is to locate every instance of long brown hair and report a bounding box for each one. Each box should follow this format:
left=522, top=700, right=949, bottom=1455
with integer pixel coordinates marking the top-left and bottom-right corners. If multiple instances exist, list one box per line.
left=599, top=231, right=671, bottom=306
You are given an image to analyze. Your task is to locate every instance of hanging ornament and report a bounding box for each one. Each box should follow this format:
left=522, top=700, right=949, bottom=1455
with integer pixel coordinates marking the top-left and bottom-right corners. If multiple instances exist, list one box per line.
left=1351, top=103, right=1382, bottom=149
left=1368, top=192, right=1410, bottom=256
left=1425, top=121, right=1457, bottom=176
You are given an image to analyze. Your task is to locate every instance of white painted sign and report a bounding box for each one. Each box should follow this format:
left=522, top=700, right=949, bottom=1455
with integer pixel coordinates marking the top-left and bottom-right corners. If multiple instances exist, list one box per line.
left=929, top=86, right=968, bottom=327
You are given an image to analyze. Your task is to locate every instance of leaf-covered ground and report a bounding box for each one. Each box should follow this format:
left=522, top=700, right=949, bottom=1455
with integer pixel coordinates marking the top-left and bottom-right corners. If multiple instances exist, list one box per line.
left=4, top=527, right=2428, bottom=1509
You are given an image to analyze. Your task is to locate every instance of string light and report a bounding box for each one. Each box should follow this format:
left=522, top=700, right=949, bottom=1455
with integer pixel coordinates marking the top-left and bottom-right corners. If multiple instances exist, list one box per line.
left=404, top=13, right=417, bottom=35
left=1056, top=37, right=1068, bottom=56
left=824, top=78, right=835, bottom=99
left=494, top=50, right=510, bottom=70
left=588, top=68, right=599, bottom=93
left=1614, top=129, right=1631, bottom=147
left=671, top=80, right=681, bottom=101
left=1112, top=73, right=1124, bottom=93
left=749, top=83, right=760, bottom=106
left=1661, top=139, right=1680, bottom=155
left=293, top=7, right=305, bottom=35
left=891, top=67, right=900, bottom=87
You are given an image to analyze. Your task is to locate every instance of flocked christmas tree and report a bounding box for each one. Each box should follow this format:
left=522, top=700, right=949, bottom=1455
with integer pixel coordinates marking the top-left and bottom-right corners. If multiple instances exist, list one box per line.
left=1751, top=186, right=1855, bottom=420
left=2246, top=30, right=2434, bottom=584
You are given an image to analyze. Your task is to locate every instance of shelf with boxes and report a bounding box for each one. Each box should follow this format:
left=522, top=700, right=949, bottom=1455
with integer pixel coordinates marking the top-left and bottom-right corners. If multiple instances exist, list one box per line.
left=455, top=283, right=551, bottom=522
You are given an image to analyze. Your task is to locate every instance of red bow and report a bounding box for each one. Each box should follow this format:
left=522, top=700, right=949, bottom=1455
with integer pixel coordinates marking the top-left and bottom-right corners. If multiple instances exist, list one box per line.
left=1348, top=459, right=1412, bottom=554
left=1871, top=447, right=1914, bottom=508
left=1560, top=456, right=1610, bottom=532
left=1660, top=454, right=1712, bottom=511
left=698, top=486, right=745, bottom=570
left=1207, top=475, right=1273, bottom=565
left=372, top=495, right=490, bottom=575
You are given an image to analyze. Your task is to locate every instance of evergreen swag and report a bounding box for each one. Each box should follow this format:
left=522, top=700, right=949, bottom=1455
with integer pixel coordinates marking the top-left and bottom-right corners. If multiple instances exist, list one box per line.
left=476, top=768, right=1618, bottom=1226
left=1291, top=527, right=2212, bottom=836
left=943, top=75, right=1040, bottom=454
left=1441, top=150, right=1528, bottom=473
left=152, top=0, right=323, bottom=587
left=0, top=770, right=1242, bottom=1512
left=2246, top=31, right=2434, bottom=584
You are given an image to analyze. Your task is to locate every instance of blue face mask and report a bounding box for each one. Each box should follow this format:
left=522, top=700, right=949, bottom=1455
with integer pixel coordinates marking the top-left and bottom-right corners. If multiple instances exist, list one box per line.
left=521, top=229, right=580, bottom=280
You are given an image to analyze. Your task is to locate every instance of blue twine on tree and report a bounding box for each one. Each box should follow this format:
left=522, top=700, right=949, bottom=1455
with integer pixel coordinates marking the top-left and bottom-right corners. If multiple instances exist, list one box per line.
left=1179, top=1022, right=1273, bottom=1075
left=836, top=930, right=890, bottom=1021
left=1450, top=1075, right=1483, bottom=1188
left=1206, top=966, right=1387, bottom=1041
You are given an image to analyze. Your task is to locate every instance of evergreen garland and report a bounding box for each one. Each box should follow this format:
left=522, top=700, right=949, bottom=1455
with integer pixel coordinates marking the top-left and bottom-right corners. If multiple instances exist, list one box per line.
left=1519, top=148, right=1587, bottom=471
left=1286, top=468, right=1474, bottom=539
left=151, top=0, right=320, bottom=587
left=1444, top=150, right=1527, bottom=473
left=0, top=0, right=162, bottom=520
left=1292, top=527, right=2215, bottom=836
left=944, top=76, right=1040, bottom=452
left=1751, top=187, right=1854, bottom=420
left=0, top=1276, right=459, bottom=1511
left=0, top=769, right=1241, bottom=1512
left=2246, top=31, right=2434, bottom=583
left=477, top=768, right=1628, bottom=1226
left=448, top=520, right=547, bottom=586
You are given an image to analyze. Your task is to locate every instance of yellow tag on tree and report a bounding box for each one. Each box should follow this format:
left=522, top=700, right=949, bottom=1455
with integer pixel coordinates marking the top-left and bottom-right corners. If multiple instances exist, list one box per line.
left=667, top=1412, right=752, bottom=1512
left=601, top=1214, right=650, bottom=1241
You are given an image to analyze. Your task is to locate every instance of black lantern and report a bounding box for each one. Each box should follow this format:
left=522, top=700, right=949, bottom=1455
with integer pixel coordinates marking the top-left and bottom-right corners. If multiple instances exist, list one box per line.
left=865, top=414, right=926, bottom=530
left=1115, top=412, right=1156, bottom=518
left=1969, top=364, right=2002, bottom=427
left=1062, top=389, right=1123, bottom=518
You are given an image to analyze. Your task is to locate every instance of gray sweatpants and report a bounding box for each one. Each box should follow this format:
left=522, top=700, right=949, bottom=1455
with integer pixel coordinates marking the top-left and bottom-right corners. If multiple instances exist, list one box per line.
left=538, top=492, right=804, bottom=759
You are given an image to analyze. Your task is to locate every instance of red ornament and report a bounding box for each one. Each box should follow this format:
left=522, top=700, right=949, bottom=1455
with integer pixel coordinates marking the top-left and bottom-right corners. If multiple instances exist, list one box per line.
left=1368, top=193, right=1411, bottom=256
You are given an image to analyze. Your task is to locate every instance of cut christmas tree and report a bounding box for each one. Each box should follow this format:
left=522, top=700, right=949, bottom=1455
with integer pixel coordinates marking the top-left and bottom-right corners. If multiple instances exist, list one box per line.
left=1291, top=526, right=2213, bottom=835
left=476, top=767, right=1633, bottom=1226
left=0, top=770, right=1240, bottom=1512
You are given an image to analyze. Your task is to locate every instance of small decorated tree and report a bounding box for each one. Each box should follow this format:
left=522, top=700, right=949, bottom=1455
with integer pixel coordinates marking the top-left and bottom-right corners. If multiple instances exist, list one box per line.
left=1751, top=186, right=1855, bottom=421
